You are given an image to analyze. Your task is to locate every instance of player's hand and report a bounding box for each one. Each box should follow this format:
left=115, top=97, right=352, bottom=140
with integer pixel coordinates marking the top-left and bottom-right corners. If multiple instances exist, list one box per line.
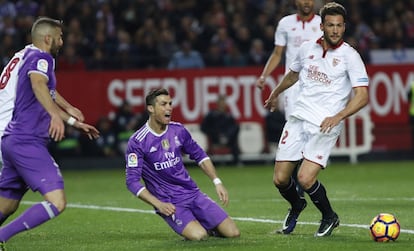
left=74, top=122, right=100, bottom=139
left=215, top=184, right=229, bottom=207
left=157, top=202, right=176, bottom=216
left=320, top=116, right=341, bottom=133
left=256, top=76, right=266, bottom=90
left=49, top=114, right=65, bottom=141
left=264, top=90, right=279, bottom=112
left=66, top=106, right=85, bottom=122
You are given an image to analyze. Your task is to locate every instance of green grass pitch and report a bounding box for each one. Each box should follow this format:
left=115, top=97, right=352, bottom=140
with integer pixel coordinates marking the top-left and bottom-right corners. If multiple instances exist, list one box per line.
left=3, top=160, right=414, bottom=250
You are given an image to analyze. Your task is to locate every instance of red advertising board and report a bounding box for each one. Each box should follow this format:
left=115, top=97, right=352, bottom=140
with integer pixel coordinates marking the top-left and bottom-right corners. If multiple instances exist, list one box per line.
left=56, top=65, right=414, bottom=151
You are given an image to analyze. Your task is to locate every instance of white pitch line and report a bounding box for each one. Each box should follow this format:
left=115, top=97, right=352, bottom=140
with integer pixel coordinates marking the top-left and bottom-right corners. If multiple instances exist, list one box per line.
left=21, top=201, right=414, bottom=234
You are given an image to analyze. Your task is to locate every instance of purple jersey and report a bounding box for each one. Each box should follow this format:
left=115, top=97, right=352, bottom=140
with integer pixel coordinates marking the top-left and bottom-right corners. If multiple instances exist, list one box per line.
left=4, top=46, right=56, bottom=139
left=125, top=121, right=209, bottom=205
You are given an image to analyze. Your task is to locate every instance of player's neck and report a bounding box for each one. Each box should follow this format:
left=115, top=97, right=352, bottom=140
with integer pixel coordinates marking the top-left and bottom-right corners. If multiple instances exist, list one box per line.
left=148, top=118, right=167, bottom=134
left=298, top=12, right=314, bottom=22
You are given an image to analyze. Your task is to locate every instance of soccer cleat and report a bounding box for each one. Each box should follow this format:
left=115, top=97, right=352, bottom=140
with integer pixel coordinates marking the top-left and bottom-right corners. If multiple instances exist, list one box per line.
left=0, top=241, right=5, bottom=251
left=314, top=213, right=340, bottom=237
left=278, top=199, right=307, bottom=234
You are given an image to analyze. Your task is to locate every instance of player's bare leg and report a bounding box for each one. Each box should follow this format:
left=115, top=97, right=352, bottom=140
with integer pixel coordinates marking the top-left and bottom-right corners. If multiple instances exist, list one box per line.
left=181, top=220, right=209, bottom=240
left=274, top=161, right=307, bottom=234
left=214, top=217, right=240, bottom=238
left=0, top=189, right=66, bottom=242
left=0, top=197, right=20, bottom=226
left=297, top=160, right=339, bottom=237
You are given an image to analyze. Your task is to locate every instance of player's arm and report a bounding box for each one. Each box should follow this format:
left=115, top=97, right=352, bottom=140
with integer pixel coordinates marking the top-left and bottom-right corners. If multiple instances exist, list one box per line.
left=125, top=156, right=176, bottom=216
left=55, top=91, right=85, bottom=122
left=320, top=86, right=369, bottom=133
left=264, top=70, right=299, bottom=112
left=199, top=158, right=229, bottom=206
left=30, top=72, right=65, bottom=141
left=256, top=45, right=285, bottom=89
left=138, top=189, right=176, bottom=216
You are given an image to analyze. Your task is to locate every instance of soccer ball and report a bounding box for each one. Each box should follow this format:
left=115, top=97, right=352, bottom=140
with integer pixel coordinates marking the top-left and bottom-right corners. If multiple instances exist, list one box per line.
left=369, top=213, right=400, bottom=242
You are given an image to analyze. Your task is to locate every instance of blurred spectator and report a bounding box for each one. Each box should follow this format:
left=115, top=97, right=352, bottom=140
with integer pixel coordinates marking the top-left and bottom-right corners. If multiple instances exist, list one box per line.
left=2, top=0, right=412, bottom=71
left=167, top=40, right=205, bottom=69
left=15, top=0, right=38, bottom=17
left=50, top=126, right=82, bottom=160
left=201, top=95, right=240, bottom=165
left=90, top=116, right=118, bottom=157
left=247, top=38, right=268, bottom=65
left=223, top=45, right=247, bottom=67
left=204, top=43, right=224, bottom=67
left=158, top=28, right=179, bottom=68
left=0, top=0, right=16, bottom=20
left=113, top=101, right=148, bottom=153
left=57, top=44, right=86, bottom=71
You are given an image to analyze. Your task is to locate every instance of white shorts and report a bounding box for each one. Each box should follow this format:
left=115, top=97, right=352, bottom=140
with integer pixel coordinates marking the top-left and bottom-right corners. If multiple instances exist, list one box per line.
left=276, top=117, right=343, bottom=167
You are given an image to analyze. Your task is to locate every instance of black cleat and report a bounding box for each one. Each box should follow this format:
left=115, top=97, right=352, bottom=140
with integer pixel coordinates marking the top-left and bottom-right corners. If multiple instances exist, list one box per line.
left=314, top=213, right=340, bottom=237
left=278, top=199, right=307, bottom=234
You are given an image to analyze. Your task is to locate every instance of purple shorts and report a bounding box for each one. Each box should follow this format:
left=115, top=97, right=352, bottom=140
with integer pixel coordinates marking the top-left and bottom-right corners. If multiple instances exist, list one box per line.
left=158, top=191, right=228, bottom=235
left=0, top=135, right=64, bottom=200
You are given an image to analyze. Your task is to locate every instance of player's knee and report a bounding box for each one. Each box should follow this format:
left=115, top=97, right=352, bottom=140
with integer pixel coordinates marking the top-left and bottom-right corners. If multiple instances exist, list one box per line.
left=273, top=176, right=288, bottom=187
left=297, top=175, right=314, bottom=190
left=49, top=199, right=66, bottom=213
left=225, top=227, right=240, bottom=238
left=183, top=229, right=209, bottom=241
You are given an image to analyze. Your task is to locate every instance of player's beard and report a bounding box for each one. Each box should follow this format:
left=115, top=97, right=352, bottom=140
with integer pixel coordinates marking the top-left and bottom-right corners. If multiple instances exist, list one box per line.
left=324, top=34, right=343, bottom=47
left=50, top=39, right=61, bottom=58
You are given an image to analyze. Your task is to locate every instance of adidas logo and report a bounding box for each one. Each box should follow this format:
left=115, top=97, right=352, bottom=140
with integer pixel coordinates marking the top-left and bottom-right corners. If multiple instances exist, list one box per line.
left=150, top=146, right=157, bottom=152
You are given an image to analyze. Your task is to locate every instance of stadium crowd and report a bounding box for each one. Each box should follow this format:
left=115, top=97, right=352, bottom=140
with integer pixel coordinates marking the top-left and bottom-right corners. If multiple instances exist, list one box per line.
left=1, top=0, right=413, bottom=158
left=1, top=0, right=414, bottom=71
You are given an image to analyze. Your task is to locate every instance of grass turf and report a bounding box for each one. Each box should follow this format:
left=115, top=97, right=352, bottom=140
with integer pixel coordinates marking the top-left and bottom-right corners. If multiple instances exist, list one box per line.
left=3, top=160, right=414, bottom=250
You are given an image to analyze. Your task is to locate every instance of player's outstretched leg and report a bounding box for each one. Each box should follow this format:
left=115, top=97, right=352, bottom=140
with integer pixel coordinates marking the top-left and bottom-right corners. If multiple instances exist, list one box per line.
left=276, top=177, right=307, bottom=234
left=0, top=201, right=60, bottom=243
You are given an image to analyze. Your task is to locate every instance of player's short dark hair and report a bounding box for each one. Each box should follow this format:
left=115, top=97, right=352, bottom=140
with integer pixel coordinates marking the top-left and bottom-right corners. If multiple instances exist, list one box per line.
left=31, top=16, right=63, bottom=34
left=319, top=2, right=347, bottom=23
left=146, top=88, right=169, bottom=107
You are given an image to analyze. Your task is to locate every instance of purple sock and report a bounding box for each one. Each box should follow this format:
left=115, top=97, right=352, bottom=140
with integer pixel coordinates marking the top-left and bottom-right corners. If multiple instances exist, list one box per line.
left=0, top=201, right=60, bottom=242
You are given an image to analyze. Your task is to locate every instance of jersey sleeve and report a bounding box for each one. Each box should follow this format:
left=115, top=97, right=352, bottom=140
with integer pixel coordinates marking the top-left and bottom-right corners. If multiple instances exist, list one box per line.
left=274, top=18, right=288, bottom=46
left=346, top=49, right=369, bottom=88
left=125, top=140, right=146, bottom=196
left=180, top=125, right=209, bottom=164
left=288, top=43, right=304, bottom=73
left=26, top=52, right=53, bottom=81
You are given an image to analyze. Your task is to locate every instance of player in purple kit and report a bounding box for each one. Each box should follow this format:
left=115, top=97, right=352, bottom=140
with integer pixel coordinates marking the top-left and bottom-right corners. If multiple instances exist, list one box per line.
left=0, top=17, right=99, bottom=250
left=125, top=88, right=240, bottom=240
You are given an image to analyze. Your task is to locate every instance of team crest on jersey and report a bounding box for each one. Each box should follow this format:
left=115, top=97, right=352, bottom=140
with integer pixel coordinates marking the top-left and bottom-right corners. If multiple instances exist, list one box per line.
left=37, top=59, right=48, bottom=73
left=161, top=139, right=170, bottom=150
left=127, top=153, right=138, bottom=167
left=332, top=58, right=340, bottom=67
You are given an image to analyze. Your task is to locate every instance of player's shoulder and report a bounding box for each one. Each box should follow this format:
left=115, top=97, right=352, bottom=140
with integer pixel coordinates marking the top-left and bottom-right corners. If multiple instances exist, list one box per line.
left=130, top=124, right=151, bottom=143
left=278, top=14, right=298, bottom=25
left=168, top=121, right=186, bottom=131
left=312, top=14, right=322, bottom=23
left=339, top=42, right=360, bottom=57
left=24, top=46, right=53, bottom=65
